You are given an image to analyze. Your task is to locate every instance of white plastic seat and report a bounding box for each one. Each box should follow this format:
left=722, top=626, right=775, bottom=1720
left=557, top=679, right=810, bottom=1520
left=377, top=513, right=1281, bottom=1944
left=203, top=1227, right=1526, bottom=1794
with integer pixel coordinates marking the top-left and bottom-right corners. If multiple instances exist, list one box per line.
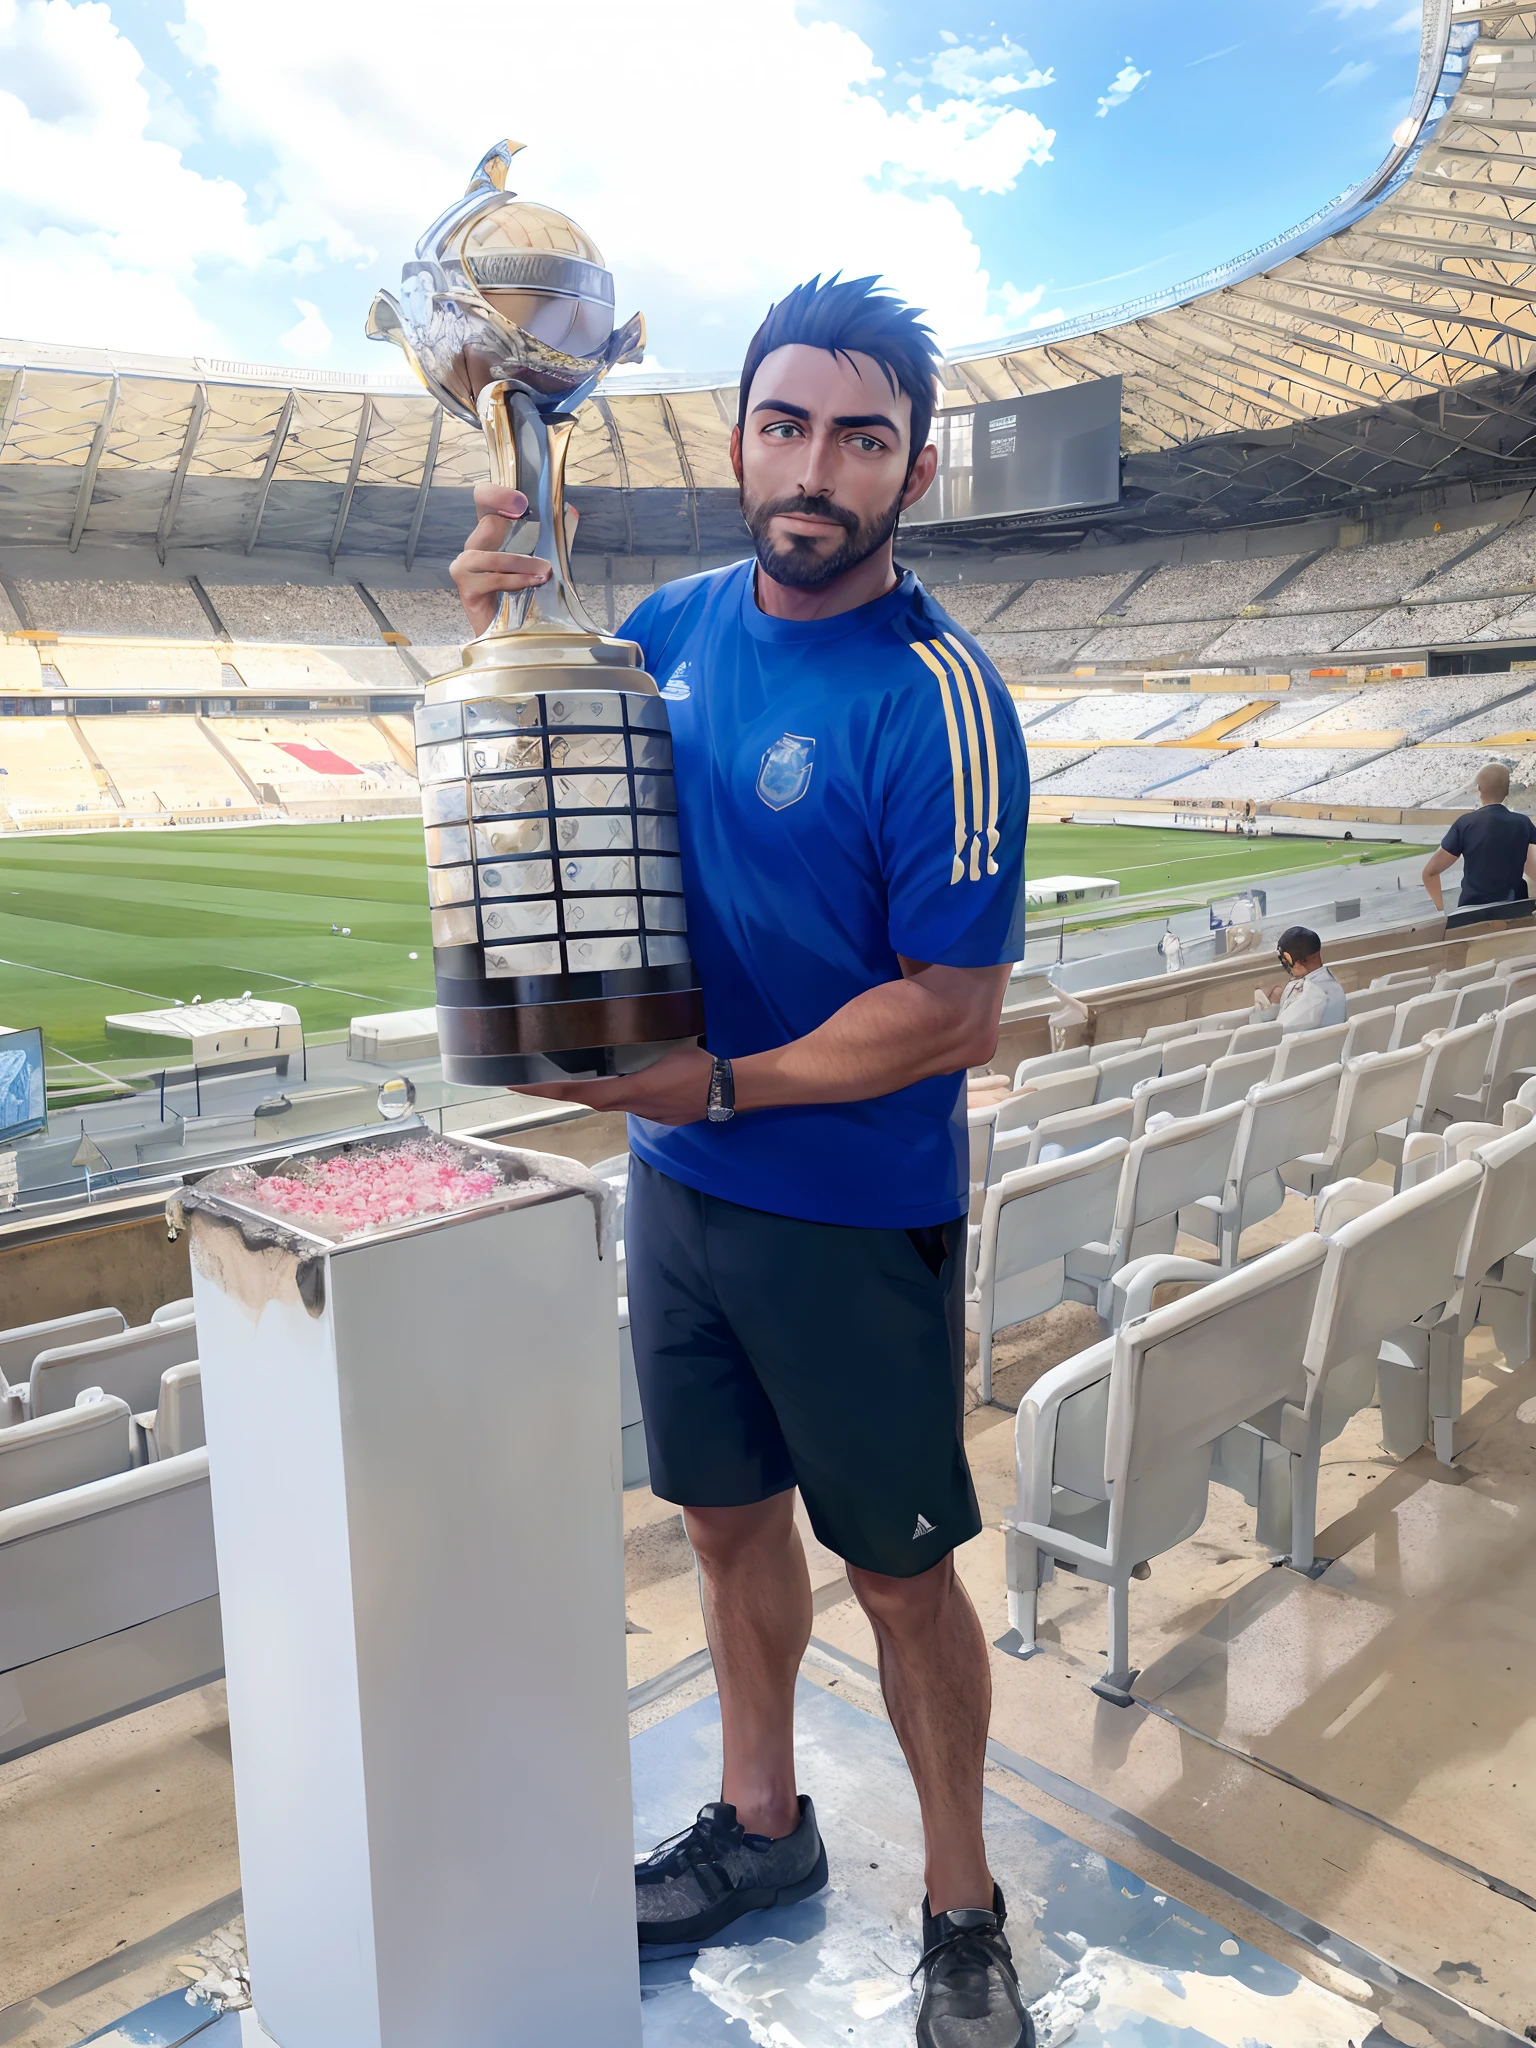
left=150, top=1297, right=195, bottom=1327
left=1436, top=962, right=1497, bottom=992
left=135, top=1363, right=205, bottom=1465
left=1498, top=967, right=1536, bottom=1012
left=968, top=1139, right=1130, bottom=1403
left=1199, top=1047, right=1276, bottom=1113
left=1387, top=988, right=1457, bottom=1050
left=0, top=1309, right=126, bottom=1425
left=1022, top=1097, right=1136, bottom=1167
left=1270, top=1020, right=1350, bottom=1081
left=1345, top=984, right=1399, bottom=1018
left=1064, top=1102, right=1242, bottom=1324
left=1409, top=1016, right=1497, bottom=1136
left=967, top=1105, right=997, bottom=1221
left=1458, top=992, right=1536, bottom=1121
left=1093, top=1045, right=1162, bottom=1101
left=1005, top=1234, right=1328, bottom=1698
left=1012, top=1045, right=1091, bottom=1089
left=1368, top=969, right=1433, bottom=997
left=1340, top=1007, right=1394, bottom=1061
left=998, top=1067, right=1100, bottom=1133
left=1226, top=1019, right=1282, bottom=1056
left=1197, top=1008, right=1254, bottom=1034
left=1160, top=1029, right=1232, bottom=1073
left=0, top=1394, right=134, bottom=1511
left=30, top=1317, right=198, bottom=1427
left=1183, top=1066, right=1342, bottom=1269
left=1447, top=981, right=1505, bottom=1030
left=1232, top=1160, right=1484, bottom=1571
left=1280, top=1042, right=1429, bottom=1197
left=1493, top=952, right=1536, bottom=980
left=1379, top=1121, right=1536, bottom=1466
left=1140, top=1021, right=1194, bottom=1047
left=1129, top=1067, right=1207, bottom=1136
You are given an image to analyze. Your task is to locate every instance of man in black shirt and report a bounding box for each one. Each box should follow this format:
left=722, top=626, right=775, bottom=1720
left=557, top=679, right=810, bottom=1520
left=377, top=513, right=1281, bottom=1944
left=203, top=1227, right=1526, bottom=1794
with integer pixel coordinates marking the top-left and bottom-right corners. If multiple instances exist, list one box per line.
left=1422, top=762, right=1536, bottom=926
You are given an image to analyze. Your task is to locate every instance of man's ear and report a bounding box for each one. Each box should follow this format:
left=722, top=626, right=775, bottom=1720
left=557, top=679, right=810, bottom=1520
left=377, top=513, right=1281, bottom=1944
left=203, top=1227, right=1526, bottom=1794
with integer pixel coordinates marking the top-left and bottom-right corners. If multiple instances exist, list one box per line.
left=900, top=439, right=939, bottom=510
left=729, top=422, right=744, bottom=487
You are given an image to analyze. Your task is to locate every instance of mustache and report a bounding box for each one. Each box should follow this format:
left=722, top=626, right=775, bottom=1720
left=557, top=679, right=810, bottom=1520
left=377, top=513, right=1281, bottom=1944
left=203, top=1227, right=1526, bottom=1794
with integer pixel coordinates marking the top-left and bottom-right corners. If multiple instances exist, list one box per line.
left=752, top=493, right=859, bottom=535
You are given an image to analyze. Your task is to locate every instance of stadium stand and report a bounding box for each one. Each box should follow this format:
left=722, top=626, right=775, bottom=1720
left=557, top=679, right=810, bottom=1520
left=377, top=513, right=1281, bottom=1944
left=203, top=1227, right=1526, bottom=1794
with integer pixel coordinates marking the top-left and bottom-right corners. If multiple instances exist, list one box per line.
left=78, top=716, right=255, bottom=818
left=204, top=582, right=382, bottom=643
left=0, top=718, right=116, bottom=825
left=12, top=577, right=211, bottom=638
left=208, top=715, right=417, bottom=812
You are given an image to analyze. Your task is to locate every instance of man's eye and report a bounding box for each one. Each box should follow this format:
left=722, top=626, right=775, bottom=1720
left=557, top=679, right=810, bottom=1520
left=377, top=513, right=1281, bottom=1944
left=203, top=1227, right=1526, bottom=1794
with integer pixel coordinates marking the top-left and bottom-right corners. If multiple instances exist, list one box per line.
left=850, top=435, right=884, bottom=453
left=763, top=420, right=802, bottom=438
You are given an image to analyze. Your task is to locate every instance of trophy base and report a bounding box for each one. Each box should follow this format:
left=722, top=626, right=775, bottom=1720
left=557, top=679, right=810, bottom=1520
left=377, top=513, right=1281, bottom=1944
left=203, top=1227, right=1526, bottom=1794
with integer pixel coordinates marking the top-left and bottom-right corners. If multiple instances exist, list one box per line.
left=436, top=964, right=706, bottom=1086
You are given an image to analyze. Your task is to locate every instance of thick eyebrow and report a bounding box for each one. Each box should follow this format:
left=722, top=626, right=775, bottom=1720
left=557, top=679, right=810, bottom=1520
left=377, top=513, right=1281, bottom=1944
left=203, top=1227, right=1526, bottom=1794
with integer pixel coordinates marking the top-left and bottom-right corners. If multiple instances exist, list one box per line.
left=748, top=400, right=901, bottom=437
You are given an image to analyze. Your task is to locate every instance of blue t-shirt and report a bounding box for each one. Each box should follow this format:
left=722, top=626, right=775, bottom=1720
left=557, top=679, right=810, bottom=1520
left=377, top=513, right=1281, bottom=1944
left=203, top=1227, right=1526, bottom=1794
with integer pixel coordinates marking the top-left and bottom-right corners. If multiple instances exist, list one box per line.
left=623, top=560, right=1029, bottom=1229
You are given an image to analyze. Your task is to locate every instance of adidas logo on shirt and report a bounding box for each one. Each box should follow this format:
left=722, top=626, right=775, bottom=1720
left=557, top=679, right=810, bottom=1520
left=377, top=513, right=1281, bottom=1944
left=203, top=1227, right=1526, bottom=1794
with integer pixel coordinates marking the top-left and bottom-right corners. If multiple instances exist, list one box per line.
left=913, top=1513, right=937, bottom=1539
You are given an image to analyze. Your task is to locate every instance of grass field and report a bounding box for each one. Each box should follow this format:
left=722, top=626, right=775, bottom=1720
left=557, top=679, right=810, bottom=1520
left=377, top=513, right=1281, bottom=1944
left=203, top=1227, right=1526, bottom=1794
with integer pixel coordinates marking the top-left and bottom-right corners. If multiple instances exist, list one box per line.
left=0, top=818, right=1426, bottom=1076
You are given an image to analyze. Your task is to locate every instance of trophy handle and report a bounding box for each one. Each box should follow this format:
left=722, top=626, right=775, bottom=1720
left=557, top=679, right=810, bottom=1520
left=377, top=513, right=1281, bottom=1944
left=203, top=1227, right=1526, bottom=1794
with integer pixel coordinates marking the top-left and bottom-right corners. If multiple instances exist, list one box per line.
left=477, top=381, right=601, bottom=640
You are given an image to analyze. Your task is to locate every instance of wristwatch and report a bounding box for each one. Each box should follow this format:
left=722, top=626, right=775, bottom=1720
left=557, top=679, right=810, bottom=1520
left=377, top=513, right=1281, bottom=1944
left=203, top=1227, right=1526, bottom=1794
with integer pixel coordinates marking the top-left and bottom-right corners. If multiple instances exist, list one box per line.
left=706, top=1054, right=735, bottom=1124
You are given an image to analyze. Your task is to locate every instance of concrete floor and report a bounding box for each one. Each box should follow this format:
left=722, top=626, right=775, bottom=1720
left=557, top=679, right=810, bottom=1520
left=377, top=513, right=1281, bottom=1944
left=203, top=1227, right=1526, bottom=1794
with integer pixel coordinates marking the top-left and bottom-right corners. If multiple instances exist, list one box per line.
left=5, top=1187, right=1535, bottom=2045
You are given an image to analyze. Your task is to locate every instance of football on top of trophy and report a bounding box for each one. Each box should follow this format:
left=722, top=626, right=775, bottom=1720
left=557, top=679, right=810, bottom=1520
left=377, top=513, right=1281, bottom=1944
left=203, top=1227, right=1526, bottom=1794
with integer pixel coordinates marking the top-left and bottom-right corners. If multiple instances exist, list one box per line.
left=367, top=139, right=645, bottom=426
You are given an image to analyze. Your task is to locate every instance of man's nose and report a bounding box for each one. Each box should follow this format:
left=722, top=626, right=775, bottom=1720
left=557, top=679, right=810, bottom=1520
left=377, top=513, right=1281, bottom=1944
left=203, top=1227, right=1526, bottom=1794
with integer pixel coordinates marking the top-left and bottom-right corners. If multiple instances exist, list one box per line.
left=794, top=425, right=840, bottom=499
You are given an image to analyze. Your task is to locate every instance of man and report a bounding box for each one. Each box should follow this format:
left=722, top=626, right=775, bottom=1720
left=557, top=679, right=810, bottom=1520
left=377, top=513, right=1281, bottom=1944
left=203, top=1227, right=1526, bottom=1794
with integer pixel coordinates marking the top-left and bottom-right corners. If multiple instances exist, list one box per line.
left=452, top=274, right=1032, bottom=2048
left=1422, top=761, right=1536, bottom=927
left=1264, top=925, right=1346, bottom=1034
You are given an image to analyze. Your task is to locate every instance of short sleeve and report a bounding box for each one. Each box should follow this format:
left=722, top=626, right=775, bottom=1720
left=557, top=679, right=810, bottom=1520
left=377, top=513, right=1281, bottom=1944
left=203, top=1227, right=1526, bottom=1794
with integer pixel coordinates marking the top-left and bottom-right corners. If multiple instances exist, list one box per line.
left=1441, top=818, right=1466, bottom=856
left=880, top=630, right=1029, bottom=967
left=1525, top=815, right=1536, bottom=846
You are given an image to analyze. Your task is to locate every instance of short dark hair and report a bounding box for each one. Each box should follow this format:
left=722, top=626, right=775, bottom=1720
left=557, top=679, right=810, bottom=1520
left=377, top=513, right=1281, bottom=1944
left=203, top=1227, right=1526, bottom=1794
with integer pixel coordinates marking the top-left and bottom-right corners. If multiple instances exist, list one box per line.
left=1279, top=925, right=1322, bottom=960
left=737, top=274, right=940, bottom=472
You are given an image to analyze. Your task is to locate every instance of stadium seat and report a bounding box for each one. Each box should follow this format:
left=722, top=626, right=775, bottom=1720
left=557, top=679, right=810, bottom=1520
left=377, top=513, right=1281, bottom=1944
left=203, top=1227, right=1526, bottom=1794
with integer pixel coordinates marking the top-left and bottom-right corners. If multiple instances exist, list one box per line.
left=1130, top=1067, right=1207, bottom=1135
left=1340, top=1007, right=1395, bottom=1061
left=1235, top=1161, right=1483, bottom=1572
left=1460, top=993, right=1536, bottom=1121
left=1197, top=1008, right=1254, bottom=1034
left=1280, top=1043, right=1429, bottom=1197
left=1498, top=968, right=1536, bottom=1012
left=1387, top=988, right=1457, bottom=1050
left=1064, top=1102, right=1242, bottom=1324
left=135, top=1363, right=205, bottom=1465
left=1380, top=1122, right=1536, bottom=1466
left=1011, top=1046, right=1091, bottom=1089
left=1004, top=1233, right=1328, bottom=1699
left=999, top=1067, right=1100, bottom=1131
left=1160, top=1029, right=1232, bottom=1073
left=1270, top=1020, right=1350, bottom=1082
left=1408, top=1017, right=1497, bottom=1138
left=1369, top=970, right=1433, bottom=997
left=1183, top=1066, right=1342, bottom=1270
left=1200, top=1046, right=1276, bottom=1113
left=30, top=1317, right=198, bottom=1428
left=1345, top=984, right=1399, bottom=1020
left=968, top=1138, right=1129, bottom=1404
left=151, top=1297, right=195, bottom=1326
left=0, top=1308, right=126, bottom=1424
left=1093, top=1045, right=1163, bottom=1101
left=1226, top=1019, right=1282, bottom=1057
left=1140, top=1021, right=1196, bottom=1047
left=967, top=1105, right=997, bottom=1220
left=1022, top=1097, right=1136, bottom=1167
left=0, top=1394, right=134, bottom=1512
left=1436, top=963, right=1498, bottom=992
left=1493, top=952, right=1536, bottom=981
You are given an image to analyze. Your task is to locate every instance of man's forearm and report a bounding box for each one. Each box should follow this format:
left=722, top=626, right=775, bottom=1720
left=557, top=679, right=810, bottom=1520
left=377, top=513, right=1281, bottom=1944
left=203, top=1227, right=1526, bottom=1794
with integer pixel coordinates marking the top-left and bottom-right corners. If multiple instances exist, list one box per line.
left=1423, top=872, right=1444, bottom=911
left=735, top=968, right=1007, bottom=1111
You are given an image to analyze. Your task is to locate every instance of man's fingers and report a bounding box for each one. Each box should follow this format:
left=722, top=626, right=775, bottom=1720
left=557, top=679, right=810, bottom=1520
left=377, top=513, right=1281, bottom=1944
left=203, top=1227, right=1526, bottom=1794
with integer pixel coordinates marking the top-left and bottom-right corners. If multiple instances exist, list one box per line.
left=473, top=483, right=529, bottom=521
left=456, top=550, right=550, bottom=581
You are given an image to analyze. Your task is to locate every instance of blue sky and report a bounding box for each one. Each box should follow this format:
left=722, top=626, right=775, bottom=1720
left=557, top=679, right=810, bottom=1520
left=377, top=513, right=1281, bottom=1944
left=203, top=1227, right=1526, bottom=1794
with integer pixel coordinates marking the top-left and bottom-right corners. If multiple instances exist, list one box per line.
left=0, top=0, right=1426, bottom=376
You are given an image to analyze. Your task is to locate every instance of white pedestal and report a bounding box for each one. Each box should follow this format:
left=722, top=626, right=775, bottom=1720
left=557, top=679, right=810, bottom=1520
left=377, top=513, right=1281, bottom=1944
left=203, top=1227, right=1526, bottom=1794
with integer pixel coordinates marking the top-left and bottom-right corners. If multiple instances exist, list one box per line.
left=189, top=1167, right=639, bottom=2048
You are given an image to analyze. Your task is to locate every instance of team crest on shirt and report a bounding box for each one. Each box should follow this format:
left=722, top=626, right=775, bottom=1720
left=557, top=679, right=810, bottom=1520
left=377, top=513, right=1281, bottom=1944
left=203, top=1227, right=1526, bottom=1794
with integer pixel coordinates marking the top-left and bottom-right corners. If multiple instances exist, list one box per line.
left=756, top=732, right=816, bottom=811
left=661, top=662, right=692, bottom=701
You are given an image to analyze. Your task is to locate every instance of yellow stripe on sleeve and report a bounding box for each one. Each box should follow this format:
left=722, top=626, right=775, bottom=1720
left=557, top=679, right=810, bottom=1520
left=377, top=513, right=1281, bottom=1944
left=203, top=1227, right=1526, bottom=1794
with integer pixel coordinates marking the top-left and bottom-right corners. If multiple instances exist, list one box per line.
left=944, top=632, right=1001, bottom=876
left=932, top=638, right=985, bottom=882
left=909, top=638, right=968, bottom=883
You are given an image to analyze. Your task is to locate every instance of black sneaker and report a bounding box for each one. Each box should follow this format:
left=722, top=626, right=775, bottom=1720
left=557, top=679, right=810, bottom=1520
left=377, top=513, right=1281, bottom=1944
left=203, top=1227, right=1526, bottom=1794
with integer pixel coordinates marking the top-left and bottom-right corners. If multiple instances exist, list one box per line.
left=915, top=1884, right=1035, bottom=2048
left=635, top=1796, right=829, bottom=1956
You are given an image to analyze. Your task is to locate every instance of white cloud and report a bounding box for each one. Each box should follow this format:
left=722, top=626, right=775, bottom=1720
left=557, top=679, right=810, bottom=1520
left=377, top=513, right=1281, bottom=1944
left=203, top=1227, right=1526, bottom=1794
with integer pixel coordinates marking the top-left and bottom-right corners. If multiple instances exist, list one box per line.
left=1322, top=59, right=1376, bottom=89
left=169, top=0, right=1057, bottom=353
left=280, top=297, right=332, bottom=358
left=1095, top=58, right=1149, bottom=117
left=926, top=34, right=1054, bottom=99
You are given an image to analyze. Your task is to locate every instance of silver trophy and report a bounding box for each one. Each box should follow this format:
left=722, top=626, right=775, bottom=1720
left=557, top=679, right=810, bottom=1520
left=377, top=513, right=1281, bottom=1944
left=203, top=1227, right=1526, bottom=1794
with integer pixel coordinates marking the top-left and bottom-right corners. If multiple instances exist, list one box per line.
left=369, top=141, right=704, bottom=1084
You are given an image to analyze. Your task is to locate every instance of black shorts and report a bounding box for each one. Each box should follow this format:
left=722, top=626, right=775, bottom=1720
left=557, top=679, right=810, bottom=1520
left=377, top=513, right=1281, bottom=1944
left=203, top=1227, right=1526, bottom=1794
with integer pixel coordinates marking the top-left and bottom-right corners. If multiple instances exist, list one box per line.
left=624, top=1157, right=980, bottom=1579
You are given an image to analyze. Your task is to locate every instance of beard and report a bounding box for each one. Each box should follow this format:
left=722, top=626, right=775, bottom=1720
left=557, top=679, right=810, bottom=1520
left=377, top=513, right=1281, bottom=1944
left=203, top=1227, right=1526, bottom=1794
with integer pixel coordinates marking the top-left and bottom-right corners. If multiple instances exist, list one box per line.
left=742, top=483, right=906, bottom=592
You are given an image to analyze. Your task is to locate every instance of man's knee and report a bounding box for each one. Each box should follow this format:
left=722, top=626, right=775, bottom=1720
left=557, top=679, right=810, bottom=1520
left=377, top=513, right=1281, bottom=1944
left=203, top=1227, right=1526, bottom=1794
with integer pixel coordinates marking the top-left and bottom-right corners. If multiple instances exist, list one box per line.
left=684, top=1492, right=797, bottom=1568
left=847, top=1552, right=954, bottom=1631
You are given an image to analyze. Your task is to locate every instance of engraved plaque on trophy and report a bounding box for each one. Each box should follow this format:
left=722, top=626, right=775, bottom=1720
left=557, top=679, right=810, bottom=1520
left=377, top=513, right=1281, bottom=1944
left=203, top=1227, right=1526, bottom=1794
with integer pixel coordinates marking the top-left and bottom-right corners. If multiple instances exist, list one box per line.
left=369, top=140, right=704, bottom=1083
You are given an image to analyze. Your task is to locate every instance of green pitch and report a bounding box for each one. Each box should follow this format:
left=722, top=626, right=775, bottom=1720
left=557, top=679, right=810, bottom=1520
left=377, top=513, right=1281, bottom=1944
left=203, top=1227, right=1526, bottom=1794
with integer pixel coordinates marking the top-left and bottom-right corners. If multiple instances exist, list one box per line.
left=0, top=817, right=1424, bottom=1076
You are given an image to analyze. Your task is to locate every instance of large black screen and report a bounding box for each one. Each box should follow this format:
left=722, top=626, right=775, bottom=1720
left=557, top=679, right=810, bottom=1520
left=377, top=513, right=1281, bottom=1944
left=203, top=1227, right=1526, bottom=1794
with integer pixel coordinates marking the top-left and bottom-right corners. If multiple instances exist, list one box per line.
left=904, top=374, right=1122, bottom=527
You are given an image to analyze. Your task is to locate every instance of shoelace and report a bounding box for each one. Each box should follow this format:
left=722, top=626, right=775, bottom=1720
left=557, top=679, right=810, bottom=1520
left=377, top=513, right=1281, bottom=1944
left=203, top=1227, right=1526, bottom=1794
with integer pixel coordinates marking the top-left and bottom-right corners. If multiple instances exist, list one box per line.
left=912, top=1920, right=1010, bottom=1986
left=637, top=1812, right=743, bottom=1880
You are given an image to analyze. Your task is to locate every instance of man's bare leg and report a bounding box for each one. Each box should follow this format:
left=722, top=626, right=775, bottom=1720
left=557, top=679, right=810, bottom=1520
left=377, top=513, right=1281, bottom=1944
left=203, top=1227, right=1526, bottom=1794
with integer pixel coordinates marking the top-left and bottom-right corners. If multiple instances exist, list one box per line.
left=847, top=1552, right=993, bottom=1913
left=684, top=1492, right=810, bottom=1839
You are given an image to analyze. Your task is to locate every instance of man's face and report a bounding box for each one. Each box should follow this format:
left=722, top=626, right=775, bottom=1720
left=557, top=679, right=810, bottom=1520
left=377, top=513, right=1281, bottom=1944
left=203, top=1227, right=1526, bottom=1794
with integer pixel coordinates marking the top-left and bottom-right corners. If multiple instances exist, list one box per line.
left=731, top=343, right=937, bottom=591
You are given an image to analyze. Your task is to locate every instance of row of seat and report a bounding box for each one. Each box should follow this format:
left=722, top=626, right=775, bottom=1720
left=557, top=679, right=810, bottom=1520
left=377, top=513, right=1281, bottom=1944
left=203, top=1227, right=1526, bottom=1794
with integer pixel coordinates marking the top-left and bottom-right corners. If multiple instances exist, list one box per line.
left=1003, top=1109, right=1536, bottom=1699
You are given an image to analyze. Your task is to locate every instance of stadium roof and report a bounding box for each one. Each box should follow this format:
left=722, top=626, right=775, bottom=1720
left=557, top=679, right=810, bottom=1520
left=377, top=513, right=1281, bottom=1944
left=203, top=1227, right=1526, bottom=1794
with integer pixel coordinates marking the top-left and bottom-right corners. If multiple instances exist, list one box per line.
left=2, top=0, right=1535, bottom=568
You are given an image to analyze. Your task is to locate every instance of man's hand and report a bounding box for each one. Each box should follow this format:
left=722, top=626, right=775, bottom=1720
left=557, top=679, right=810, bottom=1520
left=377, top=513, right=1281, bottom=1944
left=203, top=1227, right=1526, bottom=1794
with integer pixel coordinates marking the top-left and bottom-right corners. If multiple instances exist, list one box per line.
left=449, top=483, right=551, bottom=636
left=515, top=1044, right=714, bottom=1125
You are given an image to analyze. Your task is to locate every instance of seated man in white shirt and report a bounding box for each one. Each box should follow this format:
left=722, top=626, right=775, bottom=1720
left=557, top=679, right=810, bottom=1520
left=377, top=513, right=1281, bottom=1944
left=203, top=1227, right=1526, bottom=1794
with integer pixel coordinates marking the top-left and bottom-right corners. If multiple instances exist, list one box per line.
left=1265, top=924, right=1347, bottom=1035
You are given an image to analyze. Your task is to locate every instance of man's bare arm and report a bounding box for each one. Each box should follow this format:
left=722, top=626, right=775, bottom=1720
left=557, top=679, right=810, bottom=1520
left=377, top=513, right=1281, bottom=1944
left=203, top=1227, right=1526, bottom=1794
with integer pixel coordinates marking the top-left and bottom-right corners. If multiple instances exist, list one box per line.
left=513, top=959, right=1013, bottom=1127
left=1422, top=846, right=1456, bottom=913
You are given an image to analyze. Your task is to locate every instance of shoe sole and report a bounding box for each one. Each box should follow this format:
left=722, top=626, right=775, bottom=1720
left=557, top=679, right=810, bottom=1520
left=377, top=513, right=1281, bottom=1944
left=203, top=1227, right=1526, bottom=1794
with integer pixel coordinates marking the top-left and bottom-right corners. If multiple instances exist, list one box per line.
left=637, top=1838, right=830, bottom=1960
